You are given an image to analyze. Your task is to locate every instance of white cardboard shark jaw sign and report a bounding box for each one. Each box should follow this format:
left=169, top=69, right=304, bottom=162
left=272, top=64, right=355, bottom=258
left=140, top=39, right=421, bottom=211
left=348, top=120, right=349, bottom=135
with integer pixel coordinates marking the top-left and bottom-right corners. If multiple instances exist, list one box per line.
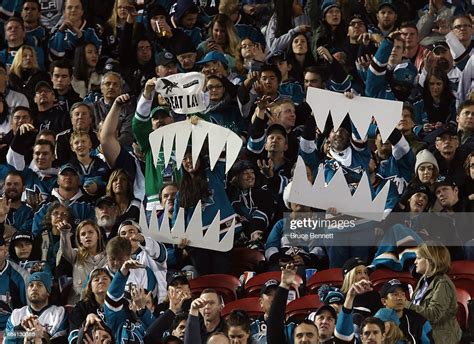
left=139, top=203, right=236, bottom=252
left=288, top=157, right=391, bottom=222
left=155, top=72, right=207, bottom=114
left=306, top=88, right=402, bottom=142
left=145, top=120, right=242, bottom=252
left=288, top=88, right=403, bottom=222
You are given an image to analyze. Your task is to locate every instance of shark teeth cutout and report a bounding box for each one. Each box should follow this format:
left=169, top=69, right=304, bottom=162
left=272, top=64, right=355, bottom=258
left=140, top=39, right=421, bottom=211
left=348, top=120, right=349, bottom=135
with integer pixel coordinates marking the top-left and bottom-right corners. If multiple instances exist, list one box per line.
left=288, top=156, right=390, bottom=221
left=306, top=88, right=402, bottom=142
left=149, top=120, right=242, bottom=173
left=139, top=203, right=235, bottom=252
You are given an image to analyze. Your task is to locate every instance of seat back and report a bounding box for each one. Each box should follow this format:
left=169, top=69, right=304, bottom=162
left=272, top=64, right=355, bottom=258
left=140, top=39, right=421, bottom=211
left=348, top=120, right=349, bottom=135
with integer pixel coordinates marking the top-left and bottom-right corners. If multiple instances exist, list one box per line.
left=245, top=271, right=303, bottom=297
left=286, top=295, right=323, bottom=321
left=456, top=288, right=471, bottom=330
left=307, top=268, right=343, bottom=293
left=189, top=274, right=241, bottom=303
left=221, top=297, right=264, bottom=318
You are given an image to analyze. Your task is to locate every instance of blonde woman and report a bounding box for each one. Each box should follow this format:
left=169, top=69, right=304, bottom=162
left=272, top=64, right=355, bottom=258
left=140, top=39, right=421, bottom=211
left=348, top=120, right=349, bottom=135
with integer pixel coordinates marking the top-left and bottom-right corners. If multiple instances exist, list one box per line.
left=406, top=242, right=461, bottom=343
left=103, top=0, right=140, bottom=60
left=59, top=219, right=107, bottom=304
left=105, top=169, right=140, bottom=223
left=8, top=45, right=50, bottom=99
left=341, top=257, right=383, bottom=316
left=197, top=14, right=243, bottom=74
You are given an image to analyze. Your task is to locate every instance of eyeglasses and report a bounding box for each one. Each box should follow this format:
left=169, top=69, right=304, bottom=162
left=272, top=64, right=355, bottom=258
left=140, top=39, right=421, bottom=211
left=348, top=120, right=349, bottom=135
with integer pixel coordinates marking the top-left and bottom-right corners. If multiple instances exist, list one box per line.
left=349, top=21, right=365, bottom=27
left=241, top=44, right=254, bottom=49
left=453, top=24, right=471, bottom=31
left=207, top=84, right=223, bottom=91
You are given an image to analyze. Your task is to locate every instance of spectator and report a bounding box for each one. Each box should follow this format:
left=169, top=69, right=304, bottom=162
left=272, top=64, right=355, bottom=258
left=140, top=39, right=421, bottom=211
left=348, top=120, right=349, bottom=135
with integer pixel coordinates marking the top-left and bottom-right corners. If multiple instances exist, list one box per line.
left=118, top=220, right=168, bottom=303
left=265, top=0, right=310, bottom=54
left=71, top=42, right=102, bottom=98
left=0, top=214, right=26, bottom=331
left=374, top=1, right=398, bottom=37
left=449, top=14, right=473, bottom=69
left=249, top=279, right=279, bottom=342
left=379, top=279, right=434, bottom=343
left=55, top=102, right=100, bottom=165
left=228, top=159, right=275, bottom=244
left=341, top=257, right=383, bottom=316
left=239, top=37, right=265, bottom=73
left=170, top=0, right=203, bottom=48
left=238, top=63, right=290, bottom=120
left=409, top=149, right=439, bottom=190
left=155, top=51, right=179, bottom=78
left=50, top=59, right=82, bottom=112
left=432, top=126, right=469, bottom=187
left=8, top=230, right=45, bottom=275
left=455, top=99, right=474, bottom=148
left=197, top=14, right=243, bottom=73
left=58, top=219, right=106, bottom=303
left=132, top=79, right=179, bottom=212
left=31, top=163, right=96, bottom=236
left=4, top=271, right=68, bottom=343
left=100, top=93, right=145, bottom=201
left=1, top=17, right=45, bottom=70
left=172, top=143, right=241, bottom=275
left=184, top=289, right=227, bottom=344
left=417, top=0, right=455, bottom=46
left=103, top=236, right=158, bottom=298
left=366, top=33, right=418, bottom=102
left=397, top=103, right=426, bottom=154
left=7, top=45, right=50, bottom=100
left=103, top=259, right=149, bottom=343
left=101, top=0, right=138, bottom=62
left=265, top=182, right=327, bottom=272
left=49, top=0, right=102, bottom=60
left=204, top=75, right=245, bottom=135
left=267, top=50, right=305, bottom=104
left=464, top=152, right=474, bottom=207
left=400, top=22, right=428, bottom=72
left=105, top=168, right=140, bottom=223
left=33, top=80, right=72, bottom=135
left=69, top=130, right=110, bottom=198
left=3, top=171, right=34, bottom=232
left=92, top=72, right=135, bottom=147
left=313, top=0, right=348, bottom=55
left=226, top=310, right=253, bottom=344
left=21, top=0, right=48, bottom=50
left=95, top=195, right=120, bottom=242
left=0, top=63, right=29, bottom=111
left=197, top=51, right=242, bottom=86
left=175, top=36, right=198, bottom=72
left=406, top=242, right=461, bottom=343
left=359, top=317, right=387, bottom=344
left=413, top=68, right=456, bottom=137
left=7, top=139, right=58, bottom=204
left=38, top=202, right=72, bottom=278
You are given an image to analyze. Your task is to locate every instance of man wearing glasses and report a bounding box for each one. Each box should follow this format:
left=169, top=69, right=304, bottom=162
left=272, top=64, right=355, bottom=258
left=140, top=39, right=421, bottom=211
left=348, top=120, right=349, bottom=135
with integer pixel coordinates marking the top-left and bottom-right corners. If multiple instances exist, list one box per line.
left=33, top=81, right=71, bottom=135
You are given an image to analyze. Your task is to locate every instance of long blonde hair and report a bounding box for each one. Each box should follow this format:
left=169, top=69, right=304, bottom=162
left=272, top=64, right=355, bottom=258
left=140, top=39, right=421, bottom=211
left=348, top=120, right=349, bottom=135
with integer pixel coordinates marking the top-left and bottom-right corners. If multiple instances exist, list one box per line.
left=209, top=14, right=244, bottom=74
left=75, top=220, right=104, bottom=264
left=417, top=241, right=451, bottom=276
left=10, top=45, right=39, bottom=77
left=107, top=0, right=134, bottom=36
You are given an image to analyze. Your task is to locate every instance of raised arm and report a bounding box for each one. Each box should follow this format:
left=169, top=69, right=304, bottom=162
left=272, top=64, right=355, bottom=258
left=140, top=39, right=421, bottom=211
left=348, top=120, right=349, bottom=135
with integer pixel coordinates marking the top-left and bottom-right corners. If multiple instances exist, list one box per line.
left=100, top=94, right=131, bottom=168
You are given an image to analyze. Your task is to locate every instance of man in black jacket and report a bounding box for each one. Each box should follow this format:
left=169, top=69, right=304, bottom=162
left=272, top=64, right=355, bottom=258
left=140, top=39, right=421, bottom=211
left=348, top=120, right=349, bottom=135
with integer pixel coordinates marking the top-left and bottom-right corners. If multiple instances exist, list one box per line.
left=379, top=279, right=434, bottom=343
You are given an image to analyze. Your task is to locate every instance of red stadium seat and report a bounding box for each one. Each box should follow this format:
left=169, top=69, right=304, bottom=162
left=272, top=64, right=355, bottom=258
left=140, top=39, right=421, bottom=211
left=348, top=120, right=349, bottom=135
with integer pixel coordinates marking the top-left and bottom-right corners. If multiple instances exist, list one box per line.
left=369, top=269, right=416, bottom=292
left=244, top=271, right=303, bottom=297
left=307, top=268, right=343, bottom=293
left=449, top=261, right=474, bottom=297
left=189, top=274, right=241, bottom=303
left=221, top=297, right=264, bottom=318
left=229, top=248, right=265, bottom=277
left=286, top=295, right=323, bottom=321
left=456, top=288, right=471, bottom=330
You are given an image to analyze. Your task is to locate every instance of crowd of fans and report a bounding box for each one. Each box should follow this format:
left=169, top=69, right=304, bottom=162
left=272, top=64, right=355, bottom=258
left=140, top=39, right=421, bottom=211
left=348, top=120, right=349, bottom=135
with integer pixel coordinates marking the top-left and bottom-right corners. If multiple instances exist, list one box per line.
left=0, top=0, right=473, bottom=342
